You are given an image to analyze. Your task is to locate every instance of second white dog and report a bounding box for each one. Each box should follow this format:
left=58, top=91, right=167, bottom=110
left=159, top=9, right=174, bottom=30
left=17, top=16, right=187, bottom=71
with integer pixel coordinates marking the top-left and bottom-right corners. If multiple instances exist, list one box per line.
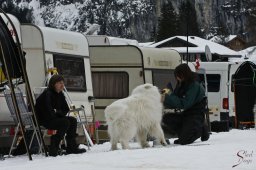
left=105, top=83, right=167, bottom=150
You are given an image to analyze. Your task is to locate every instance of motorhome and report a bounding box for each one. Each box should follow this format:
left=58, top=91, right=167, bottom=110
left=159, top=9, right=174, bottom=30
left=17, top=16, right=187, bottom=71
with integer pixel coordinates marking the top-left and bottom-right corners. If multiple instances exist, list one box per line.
left=196, top=61, right=255, bottom=131
left=89, top=45, right=181, bottom=142
left=0, top=17, right=94, bottom=152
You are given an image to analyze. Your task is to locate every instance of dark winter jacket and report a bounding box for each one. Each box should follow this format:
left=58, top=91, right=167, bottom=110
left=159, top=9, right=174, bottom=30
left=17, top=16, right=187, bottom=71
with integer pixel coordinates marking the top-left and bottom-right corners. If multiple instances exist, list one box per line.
left=163, top=81, right=205, bottom=114
left=35, top=88, right=70, bottom=124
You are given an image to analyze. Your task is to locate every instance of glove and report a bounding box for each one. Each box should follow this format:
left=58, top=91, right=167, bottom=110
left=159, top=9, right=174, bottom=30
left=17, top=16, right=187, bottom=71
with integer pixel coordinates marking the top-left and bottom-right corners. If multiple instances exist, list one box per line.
left=161, top=88, right=172, bottom=95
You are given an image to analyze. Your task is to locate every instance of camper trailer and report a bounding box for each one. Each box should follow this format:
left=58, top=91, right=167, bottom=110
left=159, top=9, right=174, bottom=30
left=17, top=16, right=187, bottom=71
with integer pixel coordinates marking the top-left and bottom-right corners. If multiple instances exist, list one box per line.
left=0, top=13, right=23, bottom=152
left=20, top=25, right=93, bottom=98
left=0, top=13, right=21, bottom=43
left=0, top=22, right=94, bottom=151
left=20, top=24, right=95, bottom=133
left=89, top=45, right=181, bottom=142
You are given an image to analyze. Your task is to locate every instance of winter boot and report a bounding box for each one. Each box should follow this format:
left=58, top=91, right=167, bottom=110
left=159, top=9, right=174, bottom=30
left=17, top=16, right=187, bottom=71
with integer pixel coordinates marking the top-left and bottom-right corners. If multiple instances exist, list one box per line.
left=66, top=138, right=86, bottom=154
left=174, top=139, right=181, bottom=144
left=201, top=123, right=210, bottom=142
left=49, top=135, right=62, bottom=157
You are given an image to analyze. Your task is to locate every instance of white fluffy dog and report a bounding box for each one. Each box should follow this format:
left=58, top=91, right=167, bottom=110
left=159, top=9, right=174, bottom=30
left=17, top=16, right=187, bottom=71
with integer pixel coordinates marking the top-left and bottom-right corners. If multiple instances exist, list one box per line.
left=105, top=83, right=167, bottom=150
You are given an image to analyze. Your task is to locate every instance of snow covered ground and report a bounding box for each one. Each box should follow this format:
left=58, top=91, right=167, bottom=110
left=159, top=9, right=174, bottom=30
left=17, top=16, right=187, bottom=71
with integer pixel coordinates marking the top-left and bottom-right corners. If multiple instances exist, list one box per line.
left=1, top=129, right=256, bottom=170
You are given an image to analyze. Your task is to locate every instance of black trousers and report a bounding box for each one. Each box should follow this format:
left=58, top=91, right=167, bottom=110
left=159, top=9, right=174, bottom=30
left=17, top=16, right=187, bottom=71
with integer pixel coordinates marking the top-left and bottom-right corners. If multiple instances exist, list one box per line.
left=42, top=116, right=77, bottom=140
left=162, top=113, right=204, bottom=145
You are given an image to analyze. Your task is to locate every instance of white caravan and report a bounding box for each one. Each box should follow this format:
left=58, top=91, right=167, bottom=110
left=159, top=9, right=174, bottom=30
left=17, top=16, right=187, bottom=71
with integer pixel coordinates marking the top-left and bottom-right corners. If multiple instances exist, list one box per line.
left=0, top=13, right=21, bottom=43
left=0, top=14, right=21, bottom=121
left=90, top=46, right=181, bottom=122
left=0, top=13, right=23, bottom=151
left=20, top=24, right=94, bottom=114
left=90, top=46, right=181, bottom=120
left=0, top=22, right=94, bottom=150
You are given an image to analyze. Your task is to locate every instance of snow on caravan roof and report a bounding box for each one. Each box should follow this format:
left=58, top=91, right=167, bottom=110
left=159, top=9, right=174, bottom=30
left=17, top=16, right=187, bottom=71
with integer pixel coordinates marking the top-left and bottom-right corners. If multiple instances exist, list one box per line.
left=39, top=26, right=89, bottom=56
left=86, top=35, right=139, bottom=46
left=108, top=37, right=138, bottom=46
left=149, top=36, right=241, bottom=57
left=140, top=47, right=181, bottom=69
left=0, top=13, right=21, bottom=43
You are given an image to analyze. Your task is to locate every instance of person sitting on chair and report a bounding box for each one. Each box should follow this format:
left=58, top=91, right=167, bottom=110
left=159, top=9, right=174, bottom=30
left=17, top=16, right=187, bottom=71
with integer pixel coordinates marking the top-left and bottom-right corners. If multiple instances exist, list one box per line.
left=162, top=63, right=210, bottom=145
left=35, top=75, right=86, bottom=156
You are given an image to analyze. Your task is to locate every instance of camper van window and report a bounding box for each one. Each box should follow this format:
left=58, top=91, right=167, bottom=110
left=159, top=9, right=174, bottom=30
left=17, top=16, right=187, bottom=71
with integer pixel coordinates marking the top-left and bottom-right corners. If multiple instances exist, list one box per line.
left=198, top=74, right=221, bottom=92
left=53, top=54, right=87, bottom=92
left=200, top=54, right=207, bottom=61
left=92, top=72, right=129, bottom=99
left=152, top=70, right=176, bottom=90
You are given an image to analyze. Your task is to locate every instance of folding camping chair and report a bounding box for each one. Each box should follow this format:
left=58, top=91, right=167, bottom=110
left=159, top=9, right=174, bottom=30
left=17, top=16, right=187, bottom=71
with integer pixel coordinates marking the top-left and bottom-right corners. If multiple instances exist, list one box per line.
left=4, top=88, right=42, bottom=157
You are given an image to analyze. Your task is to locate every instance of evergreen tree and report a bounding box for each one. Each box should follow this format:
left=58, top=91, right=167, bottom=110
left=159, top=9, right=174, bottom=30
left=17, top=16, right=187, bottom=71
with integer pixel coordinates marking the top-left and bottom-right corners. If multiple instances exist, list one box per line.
left=216, top=20, right=230, bottom=45
left=156, top=1, right=178, bottom=41
left=246, top=0, right=256, bottom=46
left=40, top=0, right=55, bottom=6
left=1, top=1, right=32, bottom=23
left=178, top=1, right=200, bottom=36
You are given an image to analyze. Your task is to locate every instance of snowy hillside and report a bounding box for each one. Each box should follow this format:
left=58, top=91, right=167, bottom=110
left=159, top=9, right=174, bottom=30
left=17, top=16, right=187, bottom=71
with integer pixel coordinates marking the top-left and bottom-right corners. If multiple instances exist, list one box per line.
left=1, top=129, right=256, bottom=170
left=1, top=0, right=156, bottom=41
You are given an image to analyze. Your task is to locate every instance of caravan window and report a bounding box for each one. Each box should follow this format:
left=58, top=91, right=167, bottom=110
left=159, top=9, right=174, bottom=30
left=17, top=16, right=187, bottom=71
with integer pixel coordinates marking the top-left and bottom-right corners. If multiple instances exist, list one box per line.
left=182, top=54, right=196, bottom=62
left=152, top=70, right=176, bottom=90
left=53, top=54, right=87, bottom=92
left=92, top=72, right=129, bottom=99
left=198, top=74, right=221, bottom=92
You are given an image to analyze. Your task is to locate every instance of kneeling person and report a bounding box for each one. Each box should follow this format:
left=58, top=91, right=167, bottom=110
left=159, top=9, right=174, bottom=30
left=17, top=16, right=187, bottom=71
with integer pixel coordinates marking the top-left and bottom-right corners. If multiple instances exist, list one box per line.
left=162, top=64, right=209, bottom=145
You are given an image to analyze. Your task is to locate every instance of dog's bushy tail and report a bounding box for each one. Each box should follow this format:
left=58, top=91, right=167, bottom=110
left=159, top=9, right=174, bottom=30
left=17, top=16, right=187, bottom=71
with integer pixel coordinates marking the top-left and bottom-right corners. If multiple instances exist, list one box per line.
left=105, top=104, right=127, bottom=124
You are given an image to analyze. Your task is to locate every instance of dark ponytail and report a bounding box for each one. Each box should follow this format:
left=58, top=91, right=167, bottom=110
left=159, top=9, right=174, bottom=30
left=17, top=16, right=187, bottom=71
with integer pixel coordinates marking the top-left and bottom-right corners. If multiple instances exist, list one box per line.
left=174, top=64, right=195, bottom=86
